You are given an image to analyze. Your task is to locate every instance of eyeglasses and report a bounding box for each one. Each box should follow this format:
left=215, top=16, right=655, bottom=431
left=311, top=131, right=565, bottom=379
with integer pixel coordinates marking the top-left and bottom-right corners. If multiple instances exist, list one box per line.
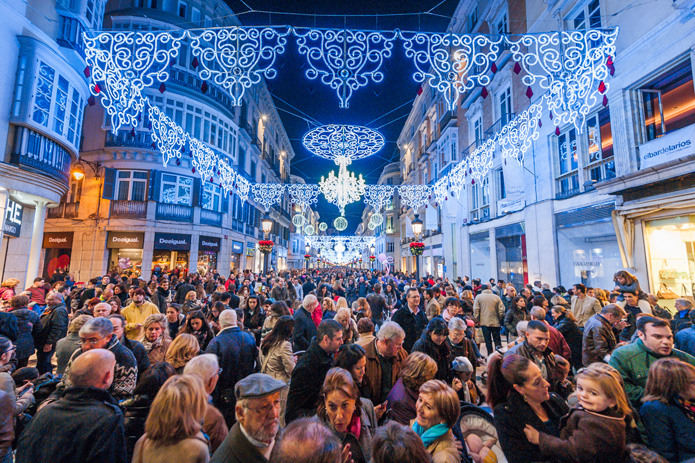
left=79, top=336, right=105, bottom=346
left=1, top=346, right=16, bottom=355
left=217, top=368, right=223, bottom=375
left=246, top=399, right=282, bottom=416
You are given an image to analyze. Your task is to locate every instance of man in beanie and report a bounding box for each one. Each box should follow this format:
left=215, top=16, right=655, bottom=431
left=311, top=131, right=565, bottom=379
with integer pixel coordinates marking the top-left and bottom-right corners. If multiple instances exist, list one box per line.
left=451, top=356, right=482, bottom=405
left=210, top=373, right=287, bottom=463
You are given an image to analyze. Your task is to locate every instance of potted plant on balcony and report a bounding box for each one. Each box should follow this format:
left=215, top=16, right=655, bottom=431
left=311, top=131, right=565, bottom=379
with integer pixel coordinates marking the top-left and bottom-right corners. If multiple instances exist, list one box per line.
left=258, top=240, right=274, bottom=254
left=304, top=254, right=311, bottom=261
left=369, top=255, right=376, bottom=262
left=409, top=242, right=425, bottom=256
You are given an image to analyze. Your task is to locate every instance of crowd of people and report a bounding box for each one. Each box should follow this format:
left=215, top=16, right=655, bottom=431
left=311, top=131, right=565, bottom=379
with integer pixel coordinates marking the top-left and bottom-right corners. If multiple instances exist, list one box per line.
left=0, top=267, right=694, bottom=463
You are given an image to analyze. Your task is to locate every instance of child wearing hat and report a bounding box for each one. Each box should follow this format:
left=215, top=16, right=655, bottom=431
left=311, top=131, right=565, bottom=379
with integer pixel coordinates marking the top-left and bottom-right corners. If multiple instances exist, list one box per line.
left=451, top=356, right=483, bottom=405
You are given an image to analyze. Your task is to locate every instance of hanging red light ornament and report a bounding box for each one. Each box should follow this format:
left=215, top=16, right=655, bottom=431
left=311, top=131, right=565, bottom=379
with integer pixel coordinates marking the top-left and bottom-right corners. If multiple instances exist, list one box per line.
left=513, top=62, right=522, bottom=75
left=491, top=62, right=497, bottom=74
left=93, top=83, right=101, bottom=94
left=83, top=66, right=91, bottom=78
left=598, top=81, right=606, bottom=94
left=555, top=126, right=561, bottom=136
left=201, top=81, right=209, bottom=94
left=525, top=86, right=534, bottom=99
left=481, top=86, right=488, bottom=99
left=159, top=83, right=166, bottom=94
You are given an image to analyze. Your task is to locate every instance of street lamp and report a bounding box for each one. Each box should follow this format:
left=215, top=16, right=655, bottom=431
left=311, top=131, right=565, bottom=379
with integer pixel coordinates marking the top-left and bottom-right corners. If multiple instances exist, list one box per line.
left=71, top=159, right=101, bottom=181
left=370, top=244, right=375, bottom=271
left=305, top=243, right=310, bottom=271
left=261, top=215, right=273, bottom=274
left=411, top=214, right=424, bottom=282
left=317, top=249, right=321, bottom=269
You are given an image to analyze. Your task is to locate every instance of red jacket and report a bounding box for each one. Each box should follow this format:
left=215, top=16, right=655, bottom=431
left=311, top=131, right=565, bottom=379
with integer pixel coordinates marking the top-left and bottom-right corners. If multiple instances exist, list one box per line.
left=545, top=321, right=572, bottom=361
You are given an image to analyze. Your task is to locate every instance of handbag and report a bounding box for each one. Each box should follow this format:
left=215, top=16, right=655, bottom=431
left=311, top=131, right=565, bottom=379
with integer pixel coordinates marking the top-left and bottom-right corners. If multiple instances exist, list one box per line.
left=657, top=283, right=679, bottom=300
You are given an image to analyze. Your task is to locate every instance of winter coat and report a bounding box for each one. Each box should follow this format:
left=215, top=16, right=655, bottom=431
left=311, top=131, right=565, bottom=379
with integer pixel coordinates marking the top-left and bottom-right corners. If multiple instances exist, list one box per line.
left=675, top=326, right=695, bottom=357
left=504, top=307, right=530, bottom=335
left=538, top=407, right=628, bottom=463
left=55, top=332, right=80, bottom=375
left=363, top=337, right=408, bottom=405
left=285, top=337, right=334, bottom=424
left=425, top=428, right=460, bottom=463
left=446, top=336, right=478, bottom=377
left=121, top=393, right=154, bottom=461
left=121, top=336, right=151, bottom=379
left=181, top=299, right=201, bottom=315
left=391, top=305, right=428, bottom=353
left=259, top=339, right=295, bottom=384
left=0, top=287, right=15, bottom=301
left=366, top=292, right=388, bottom=321
left=640, top=399, right=695, bottom=462
left=36, top=302, right=68, bottom=349
left=15, top=387, right=127, bottom=463
left=0, top=390, right=12, bottom=458
left=0, top=311, right=17, bottom=342
left=319, top=408, right=373, bottom=463
left=546, top=322, right=573, bottom=362
left=473, top=289, right=505, bottom=327
left=570, top=295, right=602, bottom=327
left=0, top=370, right=34, bottom=416
left=151, top=288, right=171, bottom=313
left=494, top=390, right=569, bottom=463
left=209, top=422, right=267, bottom=463
left=132, top=432, right=209, bottom=463
left=506, top=340, right=560, bottom=391
left=554, top=315, right=583, bottom=370
left=7, top=307, right=40, bottom=360
left=174, top=283, right=196, bottom=304
left=582, top=313, right=618, bottom=366
left=412, top=332, right=451, bottom=382
left=292, top=306, right=318, bottom=353
left=609, top=338, right=695, bottom=408
left=426, top=299, right=441, bottom=320
left=385, top=377, right=417, bottom=425
left=141, top=336, right=171, bottom=364
left=269, top=285, right=288, bottom=302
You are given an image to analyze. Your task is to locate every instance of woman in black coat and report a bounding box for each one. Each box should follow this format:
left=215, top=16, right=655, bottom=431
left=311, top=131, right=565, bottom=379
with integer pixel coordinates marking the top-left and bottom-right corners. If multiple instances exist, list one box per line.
left=488, top=354, right=569, bottom=463
left=550, top=306, right=583, bottom=371
left=411, top=317, right=451, bottom=382
left=7, top=296, right=40, bottom=368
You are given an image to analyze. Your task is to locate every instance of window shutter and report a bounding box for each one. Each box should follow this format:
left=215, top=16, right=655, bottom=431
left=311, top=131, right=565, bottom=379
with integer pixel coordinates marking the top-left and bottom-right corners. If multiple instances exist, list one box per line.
left=221, top=193, right=229, bottom=213
left=192, top=177, right=201, bottom=206
left=102, top=167, right=117, bottom=199
left=148, top=170, right=161, bottom=201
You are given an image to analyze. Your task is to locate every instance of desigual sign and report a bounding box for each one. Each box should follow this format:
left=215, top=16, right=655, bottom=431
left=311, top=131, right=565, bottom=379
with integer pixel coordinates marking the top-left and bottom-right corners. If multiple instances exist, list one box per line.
left=107, top=232, right=145, bottom=249
left=42, top=232, right=74, bottom=248
left=154, top=233, right=191, bottom=251
left=199, top=236, right=221, bottom=252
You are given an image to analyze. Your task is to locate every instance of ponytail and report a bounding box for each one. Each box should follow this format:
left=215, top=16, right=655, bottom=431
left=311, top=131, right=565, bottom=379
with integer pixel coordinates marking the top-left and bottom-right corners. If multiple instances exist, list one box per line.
left=486, top=354, right=532, bottom=409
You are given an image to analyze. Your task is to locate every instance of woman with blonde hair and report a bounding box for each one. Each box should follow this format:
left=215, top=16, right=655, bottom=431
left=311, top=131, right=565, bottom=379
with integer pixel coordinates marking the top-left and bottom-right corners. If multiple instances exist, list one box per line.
left=132, top=374, right=210, bottom=463
left=460, top=289, right=474, bottom=315
left=334, top=307, right=359, bottom=344
left=641, top=358, right=695, bottom=462
left=141, top=313, right=172, bottom=364
left=317, top=368, right=373, bottom=463
left=336, top=297, right=349, bottom=311
left=0, top=278, right=20, bottom=304
left=164, top=333, right=200, bottom=374
left=387, top=352, right=438, bottom=425
left=322, top=297, right=337, bottom=319
left=412, top=380, right=461, bottom=463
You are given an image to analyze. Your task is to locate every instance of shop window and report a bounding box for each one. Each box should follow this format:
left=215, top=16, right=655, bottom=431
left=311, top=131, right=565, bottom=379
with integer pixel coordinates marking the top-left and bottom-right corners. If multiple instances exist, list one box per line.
left=160, top=174, right=193, bottom=205
left=585, top=107, right=615, bottom=182
left=203, top=183, right=222, bottom=211
left=645, top=216, right=695, bottom=305
left=117, top=170, right=148, bottom=201
left=470, top=177, right=490, bottom=221
left=555, top=127, right=579, bottom=198
left=639, top=59, right=695, bottom=141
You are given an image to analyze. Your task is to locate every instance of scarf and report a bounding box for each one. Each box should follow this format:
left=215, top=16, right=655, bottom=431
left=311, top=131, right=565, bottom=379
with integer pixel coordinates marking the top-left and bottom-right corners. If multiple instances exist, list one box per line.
left=141, top=335, right=162, bottom=353
left=347, top=413, right=361, bottom=440
left=412, top=421, right=449, bottom=448
left=675, top=396, right=695, bottom=423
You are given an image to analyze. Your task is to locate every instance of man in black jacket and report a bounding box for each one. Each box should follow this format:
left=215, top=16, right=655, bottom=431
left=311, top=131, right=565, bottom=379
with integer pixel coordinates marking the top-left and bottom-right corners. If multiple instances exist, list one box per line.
left=391, top=288, right=428, bottom=353
left=366, top=284, right=388, bottom=330
left=292, top=294, right=319, bottom=352
left=108, top=314, right=150, bottom=379
left=174, top=276, right=195, bottom=304
left=35, top=292, right=69, bottom=374
left=16, top=349, right=127, bottom=463
left=285, top=319, right=343, bottom=424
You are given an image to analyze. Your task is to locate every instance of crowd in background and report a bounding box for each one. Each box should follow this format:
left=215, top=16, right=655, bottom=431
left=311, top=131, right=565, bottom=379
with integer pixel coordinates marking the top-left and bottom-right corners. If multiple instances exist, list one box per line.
left=0, top=266, right=694, bottom=463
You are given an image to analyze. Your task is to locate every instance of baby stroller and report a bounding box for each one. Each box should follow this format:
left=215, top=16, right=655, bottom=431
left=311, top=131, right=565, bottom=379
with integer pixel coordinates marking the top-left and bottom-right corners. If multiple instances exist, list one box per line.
left=455, top=402, right=508, bottom=463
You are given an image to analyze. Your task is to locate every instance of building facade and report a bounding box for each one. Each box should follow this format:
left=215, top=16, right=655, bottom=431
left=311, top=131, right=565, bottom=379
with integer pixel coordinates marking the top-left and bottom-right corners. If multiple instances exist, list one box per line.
left=0, top=0, right=94, bottom=287
left=41, top=0, right=295, bottom=282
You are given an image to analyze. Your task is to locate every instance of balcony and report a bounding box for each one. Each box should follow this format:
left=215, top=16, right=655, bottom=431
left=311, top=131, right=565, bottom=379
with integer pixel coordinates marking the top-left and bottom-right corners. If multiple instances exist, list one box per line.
left=47, top=201, right=80, bottom=219
left=461, top=141, right=479, bottom=159
left=105, top=130, right=152, bottom=149
left=111, top=200, right=147, bottom=218
left=57, top=16, right=86, bottom=59
left=168, top=68, right=237, bottom=111
left=439, top=111, right=457, bottom=132
left=485, top=113, right=515, bottom=138
left=46, top=203, right=64, bottom=219
left=200, top=208, right=222, bottom=227
left=156, top=202, right=193, bottom=222
left=10, top=126, right=72, bottom=186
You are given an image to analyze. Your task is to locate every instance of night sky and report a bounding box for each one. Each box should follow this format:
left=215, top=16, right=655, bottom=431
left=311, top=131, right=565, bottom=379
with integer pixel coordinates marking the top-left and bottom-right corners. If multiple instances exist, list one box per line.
left=224, top=0, right=460, bottom=232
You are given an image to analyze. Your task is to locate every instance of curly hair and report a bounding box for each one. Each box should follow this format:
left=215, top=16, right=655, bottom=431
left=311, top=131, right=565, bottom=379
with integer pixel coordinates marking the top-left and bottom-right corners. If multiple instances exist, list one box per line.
left=400, top=352, right=438, bottom=392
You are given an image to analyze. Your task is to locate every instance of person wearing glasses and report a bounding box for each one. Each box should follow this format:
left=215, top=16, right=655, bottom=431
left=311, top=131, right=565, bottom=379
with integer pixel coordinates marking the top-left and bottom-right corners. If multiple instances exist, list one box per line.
left=0, top=336, right=34, bottom=419
left=55, top=317, right=137, bottom=401
left=210, top=373, right=287, bottom=463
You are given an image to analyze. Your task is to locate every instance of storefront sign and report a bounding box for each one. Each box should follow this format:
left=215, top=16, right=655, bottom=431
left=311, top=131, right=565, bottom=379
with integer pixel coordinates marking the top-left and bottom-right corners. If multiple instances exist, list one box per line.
left=497, top=196, right=526, bottom=214
left=42, top=231, right=73, bottom=249
left=231, top=240, right=244, bottom=254
left=246, top=242, right=256, bottom=257
left=199, top=236, right=221, bottom=252
left=107, top=231, right=144, bottom=249
left=639, top=124, right=695, bottom=170
left=154, top=233, right=191, bottom=250
left=572, top=253, right=603, bottom=272
left=3, top=199, right=23, bottom=238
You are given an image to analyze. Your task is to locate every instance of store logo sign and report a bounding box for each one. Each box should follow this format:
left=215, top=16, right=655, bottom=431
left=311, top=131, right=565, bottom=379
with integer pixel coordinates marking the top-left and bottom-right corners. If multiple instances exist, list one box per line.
left=159, top=237, right=187, bottom=246
left=639, top=125, right=695, bottom=170
left=112, top=237, right=139, bottom=244
left=3, top=199, right=23, bottom=238
left=48, top=237, right=67, bottom=244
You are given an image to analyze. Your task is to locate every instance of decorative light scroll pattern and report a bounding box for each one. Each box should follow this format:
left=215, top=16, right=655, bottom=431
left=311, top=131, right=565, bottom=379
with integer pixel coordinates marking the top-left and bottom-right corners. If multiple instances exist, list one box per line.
left=507, top=28, right=618, bottom=131
left=448, top=160, right=468, bottom=198
left=149, top=105, right=187, bottom=167
left=304, top=224, right=315, bottom=235
left=398, top=185, right=431, bottom=211
left=84, top=32, right=184, bottom=132
left=470, top=139, right=496, bottom=182
left=286, top=183, right=320, bottom=211
left=432, top=177, right=449, bottom=205
left=292, top=214, right=306, bottom=228
left=303, top=124, right=384, bottom=164
left=189, top=138, right=217, bottom=181
left=401, top=32, right=502, bottom=111
left=369, top=212, right=383, bottom=227
left=363, top=185, right=394, bottom=211
left=218, top=162, right=236, bottom=195
left=319, top=163, right=366, bottom=216
left=305, top=236, right=376, bottom=258
left=318, top=222, right=328, bottom=232
left=497, top=101, right=543, bottom=165
left=251, top=183, right=285, bottom=212
left=190, top=27, right=288, bottom=106
left=235, top=173, right=251, bottom=203
left=294, top=28, right=396, bottom=108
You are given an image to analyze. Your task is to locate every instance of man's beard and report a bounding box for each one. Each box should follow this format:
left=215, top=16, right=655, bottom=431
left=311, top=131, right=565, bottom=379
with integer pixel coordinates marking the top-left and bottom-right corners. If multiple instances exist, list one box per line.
left=250, top=420, right=279, bottom=443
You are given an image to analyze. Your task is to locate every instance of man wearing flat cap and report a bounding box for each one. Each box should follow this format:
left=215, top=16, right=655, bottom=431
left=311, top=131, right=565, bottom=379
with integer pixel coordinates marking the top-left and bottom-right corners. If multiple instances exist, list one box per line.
left=210, top=373, right=286, bottom=463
